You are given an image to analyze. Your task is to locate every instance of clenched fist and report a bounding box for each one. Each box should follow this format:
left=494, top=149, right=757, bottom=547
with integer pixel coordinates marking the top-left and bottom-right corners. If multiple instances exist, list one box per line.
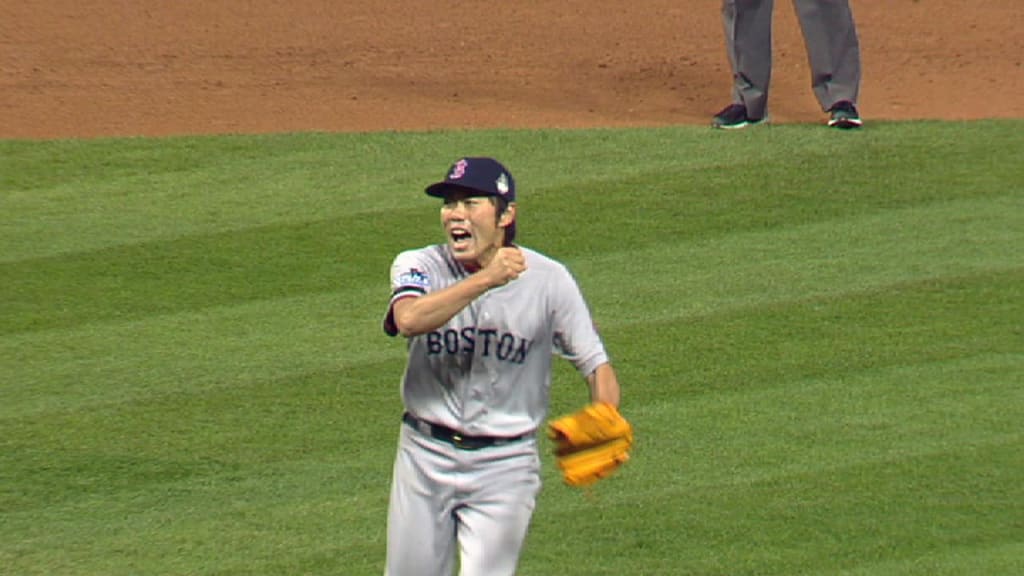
left=482, top=246, right=527, bottom=287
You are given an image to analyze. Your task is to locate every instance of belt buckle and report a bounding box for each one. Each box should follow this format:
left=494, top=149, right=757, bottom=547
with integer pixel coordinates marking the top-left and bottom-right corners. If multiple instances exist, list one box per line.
left=451, top=432, right=467, bottom=449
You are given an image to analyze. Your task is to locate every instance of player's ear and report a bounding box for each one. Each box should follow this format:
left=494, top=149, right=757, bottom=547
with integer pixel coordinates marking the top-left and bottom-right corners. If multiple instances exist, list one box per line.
left=499, top=202, right=517, bottom=228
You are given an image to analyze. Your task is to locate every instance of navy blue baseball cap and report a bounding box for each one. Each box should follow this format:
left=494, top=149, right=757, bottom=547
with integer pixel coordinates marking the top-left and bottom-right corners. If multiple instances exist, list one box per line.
left=425, top=157, right=517, bottom=245
left=425, top=157, right=516, bottom=202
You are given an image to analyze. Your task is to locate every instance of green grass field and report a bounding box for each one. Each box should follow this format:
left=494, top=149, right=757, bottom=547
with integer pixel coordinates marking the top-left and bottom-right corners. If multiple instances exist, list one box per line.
left=2, top=120, right=1022, bottom=575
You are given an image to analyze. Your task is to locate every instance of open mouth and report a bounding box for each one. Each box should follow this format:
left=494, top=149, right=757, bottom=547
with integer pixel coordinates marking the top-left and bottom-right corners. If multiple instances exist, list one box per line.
left=449, top=228, right=472, bottom=250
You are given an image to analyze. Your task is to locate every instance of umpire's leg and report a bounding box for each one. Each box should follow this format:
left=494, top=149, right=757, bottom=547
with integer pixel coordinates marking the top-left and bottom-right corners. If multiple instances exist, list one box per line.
left=722, top=0, right=776, bottom=119
left=792, top=0, right=861, bottom=110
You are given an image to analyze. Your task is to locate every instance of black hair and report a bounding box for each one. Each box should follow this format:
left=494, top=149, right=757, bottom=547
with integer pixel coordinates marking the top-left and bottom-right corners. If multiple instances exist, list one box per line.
left=491, top=196, right=515, bottom=246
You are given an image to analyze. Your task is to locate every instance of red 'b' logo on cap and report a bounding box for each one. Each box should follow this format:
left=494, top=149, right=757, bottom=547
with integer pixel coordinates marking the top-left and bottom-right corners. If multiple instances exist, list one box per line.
left=450, top=159, right=468, bottom=180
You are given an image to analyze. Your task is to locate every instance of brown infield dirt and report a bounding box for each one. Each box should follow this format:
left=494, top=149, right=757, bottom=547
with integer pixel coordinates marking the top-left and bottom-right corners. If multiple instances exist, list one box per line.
left=1, top=1, right=1021, bottom=140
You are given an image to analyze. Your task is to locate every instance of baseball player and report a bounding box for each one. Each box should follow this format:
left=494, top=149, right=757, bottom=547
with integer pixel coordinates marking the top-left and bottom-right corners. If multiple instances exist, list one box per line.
left=381, top=157, right=623, bottom=576
left=712, top=0, right=863, bottom=129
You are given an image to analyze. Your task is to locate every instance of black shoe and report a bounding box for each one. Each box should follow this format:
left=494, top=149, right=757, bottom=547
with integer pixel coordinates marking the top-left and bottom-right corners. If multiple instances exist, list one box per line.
left=711, top=103, right=765, bottom=129
left=828, top=101, right=863, bottom=129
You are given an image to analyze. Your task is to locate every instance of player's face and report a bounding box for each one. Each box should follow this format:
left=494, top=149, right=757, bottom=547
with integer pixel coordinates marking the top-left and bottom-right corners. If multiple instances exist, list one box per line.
left=440, top=191, right=507, bottom=266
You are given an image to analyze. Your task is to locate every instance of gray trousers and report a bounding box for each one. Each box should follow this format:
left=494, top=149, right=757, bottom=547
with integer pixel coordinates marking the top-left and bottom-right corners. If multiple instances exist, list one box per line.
left=385, top=423, right=541, bottom=576
left=722, top=0, right=861, bottom=118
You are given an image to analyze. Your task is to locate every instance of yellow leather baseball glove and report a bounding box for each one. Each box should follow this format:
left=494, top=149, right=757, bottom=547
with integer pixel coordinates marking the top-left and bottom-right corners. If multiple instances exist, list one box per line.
left=547, top=402, right=633, bottom=487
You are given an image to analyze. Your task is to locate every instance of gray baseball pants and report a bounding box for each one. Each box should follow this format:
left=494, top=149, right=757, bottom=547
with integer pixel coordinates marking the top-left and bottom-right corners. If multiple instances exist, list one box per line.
left=384, top=423, right=542, bottom=576
left=722, top=0, right=862, bottom=118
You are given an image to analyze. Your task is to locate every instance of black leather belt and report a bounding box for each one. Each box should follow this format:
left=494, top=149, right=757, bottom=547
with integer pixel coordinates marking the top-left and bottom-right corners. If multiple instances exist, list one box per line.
left=402, top=412, right=530, bottom=450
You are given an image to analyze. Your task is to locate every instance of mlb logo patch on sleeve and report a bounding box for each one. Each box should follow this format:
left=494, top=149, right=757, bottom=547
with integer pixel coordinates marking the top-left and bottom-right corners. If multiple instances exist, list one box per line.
left=398, top=268, right=430, bottom=290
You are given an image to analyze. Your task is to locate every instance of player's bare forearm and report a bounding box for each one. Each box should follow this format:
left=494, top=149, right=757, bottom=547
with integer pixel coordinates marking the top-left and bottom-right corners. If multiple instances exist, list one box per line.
left=586, top=363, right=621, bottom=407
left=392, top=273, right=495, bottom=337
left=393, top=248, right=525, bottom=337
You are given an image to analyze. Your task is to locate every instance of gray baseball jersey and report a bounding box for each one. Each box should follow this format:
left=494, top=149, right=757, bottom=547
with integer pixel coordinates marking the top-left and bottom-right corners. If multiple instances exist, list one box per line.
left=384, top=243, right=609, bottom=437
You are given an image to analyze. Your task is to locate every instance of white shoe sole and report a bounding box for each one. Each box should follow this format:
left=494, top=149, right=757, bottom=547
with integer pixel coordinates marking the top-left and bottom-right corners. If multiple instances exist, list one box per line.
left=828, top=117, right=863, bottom=129
left=712, top=117, right=768, bottom=130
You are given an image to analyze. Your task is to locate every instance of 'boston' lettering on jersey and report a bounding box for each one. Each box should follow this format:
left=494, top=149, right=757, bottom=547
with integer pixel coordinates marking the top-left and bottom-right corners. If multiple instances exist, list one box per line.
left=426, top=327, right=532, bottom=364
